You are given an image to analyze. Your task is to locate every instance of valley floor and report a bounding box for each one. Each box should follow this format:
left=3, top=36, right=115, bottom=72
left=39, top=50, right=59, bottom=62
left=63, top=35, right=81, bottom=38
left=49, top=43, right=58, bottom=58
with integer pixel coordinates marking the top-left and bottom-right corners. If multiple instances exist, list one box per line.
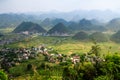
left=1, top=36, right=120, bottom=80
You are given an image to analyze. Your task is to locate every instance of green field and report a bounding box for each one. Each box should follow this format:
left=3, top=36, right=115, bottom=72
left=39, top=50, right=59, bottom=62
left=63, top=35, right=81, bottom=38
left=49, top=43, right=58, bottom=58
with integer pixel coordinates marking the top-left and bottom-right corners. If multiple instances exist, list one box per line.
left=1, top=27, right=119, bottom=55
left=0, top=27, right=14, bottom=33
left=6, top=36, right=120, bottom=54
left=1, top=35, right=120, bottom=80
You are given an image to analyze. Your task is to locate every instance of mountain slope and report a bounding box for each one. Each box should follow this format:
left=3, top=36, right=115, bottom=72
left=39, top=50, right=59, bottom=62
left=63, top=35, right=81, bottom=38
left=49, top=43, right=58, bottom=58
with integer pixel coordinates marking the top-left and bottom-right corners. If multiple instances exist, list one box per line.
left=68, top=19, right=106, bottom=31
left=72, top=31, right=88, bottom=40
left=107, top=18, right=120, bottom=31
left=13, top=22, right=46, bottom=33
left=47, top=23, right=69, bottom=35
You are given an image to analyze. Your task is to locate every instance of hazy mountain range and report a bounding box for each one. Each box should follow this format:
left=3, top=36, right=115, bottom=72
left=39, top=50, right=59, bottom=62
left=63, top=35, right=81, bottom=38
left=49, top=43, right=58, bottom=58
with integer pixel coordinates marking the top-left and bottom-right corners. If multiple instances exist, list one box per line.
left=28, top=10, right=120, bottom=22
left=1, top=10, right=120, bottom=32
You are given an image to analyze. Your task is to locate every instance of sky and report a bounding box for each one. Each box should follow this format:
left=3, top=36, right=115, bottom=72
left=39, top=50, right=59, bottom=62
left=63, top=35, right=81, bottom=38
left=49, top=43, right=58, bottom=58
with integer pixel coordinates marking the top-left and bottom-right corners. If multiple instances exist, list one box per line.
left=0, top=0, right=120, bottom=13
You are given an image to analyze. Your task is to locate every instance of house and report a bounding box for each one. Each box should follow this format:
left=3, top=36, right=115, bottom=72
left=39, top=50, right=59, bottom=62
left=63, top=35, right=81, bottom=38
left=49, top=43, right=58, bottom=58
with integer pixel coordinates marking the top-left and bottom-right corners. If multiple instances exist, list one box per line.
left=71, top=55, right=80, bottom=64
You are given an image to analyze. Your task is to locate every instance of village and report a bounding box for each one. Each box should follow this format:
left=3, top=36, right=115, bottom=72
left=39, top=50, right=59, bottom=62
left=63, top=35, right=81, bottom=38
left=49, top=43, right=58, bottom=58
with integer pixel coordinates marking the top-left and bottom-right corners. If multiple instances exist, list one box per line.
left=0, top=44, right=105, bottom=72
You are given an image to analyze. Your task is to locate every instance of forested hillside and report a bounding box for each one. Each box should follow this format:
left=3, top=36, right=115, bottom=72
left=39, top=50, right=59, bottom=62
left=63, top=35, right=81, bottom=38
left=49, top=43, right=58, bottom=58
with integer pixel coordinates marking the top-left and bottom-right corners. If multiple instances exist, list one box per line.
left=13, top=22, right=46, bottom=33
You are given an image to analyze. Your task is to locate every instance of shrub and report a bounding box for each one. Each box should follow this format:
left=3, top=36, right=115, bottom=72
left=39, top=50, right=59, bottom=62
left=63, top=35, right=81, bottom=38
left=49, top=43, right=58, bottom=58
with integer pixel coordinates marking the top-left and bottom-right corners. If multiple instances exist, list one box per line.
left=27, top=64, right=32, bottom=71
left=9, top=66, right=25, bottom=77
left=0, top=70, right=8, bottom=80
left=94, top=75, right=111, bottom=80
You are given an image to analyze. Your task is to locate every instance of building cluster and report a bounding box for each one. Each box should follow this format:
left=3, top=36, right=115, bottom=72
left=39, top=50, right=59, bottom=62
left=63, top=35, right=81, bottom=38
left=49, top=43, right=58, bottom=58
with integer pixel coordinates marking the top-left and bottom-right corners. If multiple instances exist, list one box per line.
left=0, top=45, right=105, bottom=72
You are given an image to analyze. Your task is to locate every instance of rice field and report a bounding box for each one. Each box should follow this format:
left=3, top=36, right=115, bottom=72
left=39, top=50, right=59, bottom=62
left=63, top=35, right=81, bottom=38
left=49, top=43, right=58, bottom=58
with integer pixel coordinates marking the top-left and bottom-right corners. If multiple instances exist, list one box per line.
left=6, top=36, right=120, bottom=55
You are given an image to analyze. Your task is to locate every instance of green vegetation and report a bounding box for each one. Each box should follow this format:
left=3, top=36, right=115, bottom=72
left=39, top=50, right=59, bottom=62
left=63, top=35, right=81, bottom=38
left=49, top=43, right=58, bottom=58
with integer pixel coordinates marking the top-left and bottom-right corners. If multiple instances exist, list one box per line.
left=68, top=19, right=105, bottom=32
left=13, top=22, right=46, bottom=33
left=1, top=16, right=120, bottom=80
left=89, top=32, right=109, bottom=42
left=4, top=35, right=120, bottom=54
left=2, top=40, right=120, bottom=80
left=111, top=30, right=120, bottom=43
left=47, top=23, right=70, bottom=35
left=0, top=28, right=14, bottom=33
left=72, top=31, right=88, bottom=40
left=0, top=70, right=8, bottom=80
left=107, top=18, right=120, bottom=31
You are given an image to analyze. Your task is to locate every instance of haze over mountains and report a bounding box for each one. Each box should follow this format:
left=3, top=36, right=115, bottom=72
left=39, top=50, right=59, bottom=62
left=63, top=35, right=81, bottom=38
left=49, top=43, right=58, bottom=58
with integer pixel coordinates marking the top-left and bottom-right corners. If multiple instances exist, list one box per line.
left=1, top=10, right=120, bottom=21
left=1, top=10, right=120, bottom=32
left=34, top=10, right=120, bottom=22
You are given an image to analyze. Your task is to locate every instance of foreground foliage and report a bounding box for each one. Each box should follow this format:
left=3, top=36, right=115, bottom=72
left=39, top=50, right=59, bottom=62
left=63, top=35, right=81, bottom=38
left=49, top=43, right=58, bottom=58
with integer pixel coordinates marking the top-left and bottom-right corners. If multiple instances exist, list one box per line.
left=0, top=70, right=8, bottom=80
left=0, top=42, right=120, bottom=80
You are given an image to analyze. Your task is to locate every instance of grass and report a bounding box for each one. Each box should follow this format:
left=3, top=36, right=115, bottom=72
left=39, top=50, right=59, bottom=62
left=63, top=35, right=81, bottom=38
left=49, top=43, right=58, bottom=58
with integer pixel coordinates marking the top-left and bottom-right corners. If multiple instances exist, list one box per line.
left=5, top=36, right=120, bottom=55
left=0, top=27, right=14, bottom=33
left=5, top=36, right=120, bottom=80
left=9, top=53, right=63, bottom=80
left=52, top=42, right=92, bottom=54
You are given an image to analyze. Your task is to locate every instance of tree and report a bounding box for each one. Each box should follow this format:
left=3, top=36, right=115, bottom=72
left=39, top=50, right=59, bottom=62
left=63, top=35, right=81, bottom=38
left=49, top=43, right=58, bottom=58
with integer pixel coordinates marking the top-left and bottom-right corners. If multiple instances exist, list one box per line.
left=62, top=67, right=78, bottom=80
left=88, top=41, right=101, bottom=56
